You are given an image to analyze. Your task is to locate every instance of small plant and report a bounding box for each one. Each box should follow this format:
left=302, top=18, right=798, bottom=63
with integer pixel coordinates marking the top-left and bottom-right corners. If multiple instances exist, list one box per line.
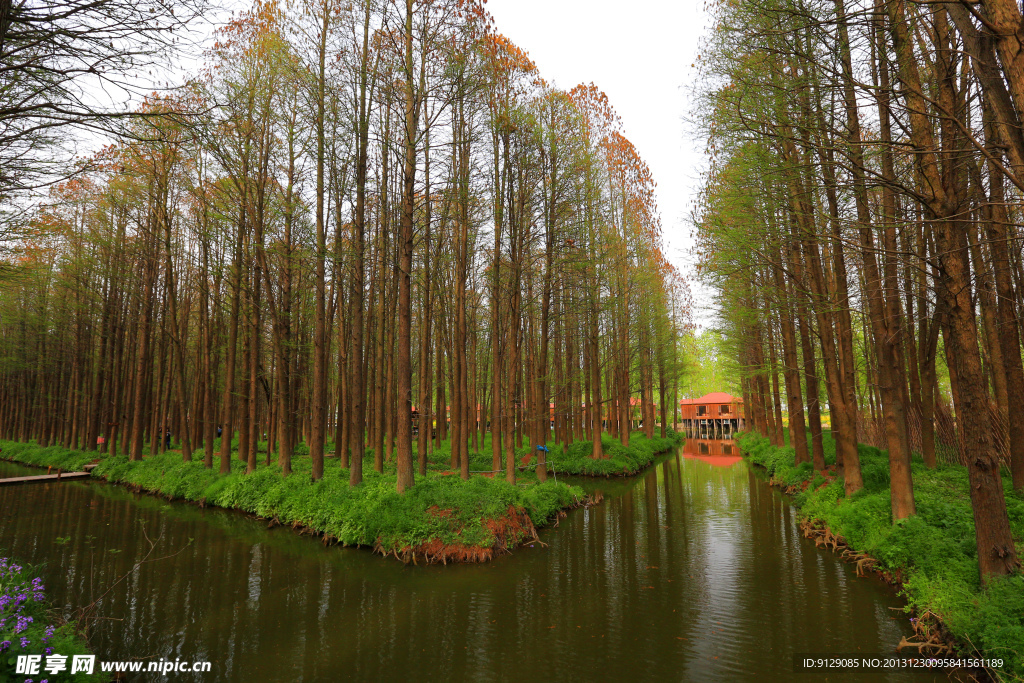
left=0, top=555, right=102, bottom=682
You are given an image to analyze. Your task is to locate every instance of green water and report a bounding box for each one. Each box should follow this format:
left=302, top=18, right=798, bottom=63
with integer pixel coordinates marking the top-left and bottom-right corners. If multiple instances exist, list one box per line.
left=0, top=447, right=940, bottom=682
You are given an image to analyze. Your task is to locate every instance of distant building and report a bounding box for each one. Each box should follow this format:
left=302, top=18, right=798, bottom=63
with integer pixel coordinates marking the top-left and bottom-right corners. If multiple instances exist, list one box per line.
left=678, top=392, right=744, bottom=436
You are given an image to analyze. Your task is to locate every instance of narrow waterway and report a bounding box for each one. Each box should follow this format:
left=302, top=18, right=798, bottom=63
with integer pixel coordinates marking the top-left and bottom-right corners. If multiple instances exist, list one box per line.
left=0, top=445, right=939, bottom=682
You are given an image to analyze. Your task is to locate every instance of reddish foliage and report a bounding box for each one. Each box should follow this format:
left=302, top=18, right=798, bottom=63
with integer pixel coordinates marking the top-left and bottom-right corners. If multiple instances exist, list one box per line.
left=380, top=505, right=540, bottom=565
left=426, top=505, right=454, bottom=519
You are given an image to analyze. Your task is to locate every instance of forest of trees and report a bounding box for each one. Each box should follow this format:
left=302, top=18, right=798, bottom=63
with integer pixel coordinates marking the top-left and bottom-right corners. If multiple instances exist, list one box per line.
left=0, top=1, right=687, bottom=492
left=694, top=0, right=1024, bottom=582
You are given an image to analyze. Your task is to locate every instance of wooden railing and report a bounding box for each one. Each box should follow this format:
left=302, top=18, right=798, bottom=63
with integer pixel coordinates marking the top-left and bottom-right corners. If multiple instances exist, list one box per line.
left=856, top=401, right=1007, bottom=467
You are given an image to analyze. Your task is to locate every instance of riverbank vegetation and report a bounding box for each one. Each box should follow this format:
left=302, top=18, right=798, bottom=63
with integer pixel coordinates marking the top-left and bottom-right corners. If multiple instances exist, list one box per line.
left=0, top=555, right=102, bottom=682
left=544, top=430, right=683, bottom=476
left=740, top=431, right=1024, bottom=678
left=1, top=438, right=586, bottom=563
left=0, top=430, right=683, bottom=563
left=693, top=0, right=1024, bottom=588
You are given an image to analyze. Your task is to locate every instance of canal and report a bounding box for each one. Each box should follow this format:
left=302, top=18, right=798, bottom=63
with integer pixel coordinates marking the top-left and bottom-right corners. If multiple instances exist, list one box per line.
left=0, top=445, right=939, bottom=682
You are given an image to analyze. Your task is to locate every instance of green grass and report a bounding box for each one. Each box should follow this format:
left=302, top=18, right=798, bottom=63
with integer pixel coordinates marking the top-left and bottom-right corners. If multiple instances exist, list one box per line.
left=544, top=430, right=684, bottom=476
left=739, top=430, right=1024, bottom=680
left=0, top=439, right=585, bottom=562
left=0, top=441, right=99, bottom=472
left=0, top=427, right=681, bottom=562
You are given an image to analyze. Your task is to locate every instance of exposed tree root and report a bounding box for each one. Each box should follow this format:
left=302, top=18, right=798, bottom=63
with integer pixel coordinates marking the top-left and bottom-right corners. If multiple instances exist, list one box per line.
left=376, top=495, right=591, bottom=565
left=764, top=470, right=978, bottom=677
left=799, top=518, right=894, bottom=580
left=375, top=505, right=535, bottom=565
left=553, top=510, right=567, bottom=528
left=897, top=611, right=955, bottom=656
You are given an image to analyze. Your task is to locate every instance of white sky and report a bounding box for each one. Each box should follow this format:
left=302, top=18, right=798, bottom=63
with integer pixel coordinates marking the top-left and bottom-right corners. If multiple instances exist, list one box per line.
left=486, top=0, right=714, bottom=325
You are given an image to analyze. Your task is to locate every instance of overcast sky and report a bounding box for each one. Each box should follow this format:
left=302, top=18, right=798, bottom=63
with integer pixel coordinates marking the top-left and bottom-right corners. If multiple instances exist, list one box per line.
left=486, top=0, right=712, bottom=321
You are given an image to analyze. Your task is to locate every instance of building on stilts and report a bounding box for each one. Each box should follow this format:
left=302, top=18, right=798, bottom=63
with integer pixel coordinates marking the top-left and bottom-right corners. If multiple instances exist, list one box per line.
left=677, top=392, right=744, bottom=439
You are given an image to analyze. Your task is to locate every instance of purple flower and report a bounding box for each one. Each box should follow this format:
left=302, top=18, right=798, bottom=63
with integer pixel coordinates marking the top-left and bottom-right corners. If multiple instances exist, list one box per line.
left=44, top=647, right=52, bottom=655
left=0, top=640, right=10, bottom=651
left=14, top=615, right=34, bottom=633
left=42, top=625, right=54, bottom=641
left=19, top=636, right=30, bottom=647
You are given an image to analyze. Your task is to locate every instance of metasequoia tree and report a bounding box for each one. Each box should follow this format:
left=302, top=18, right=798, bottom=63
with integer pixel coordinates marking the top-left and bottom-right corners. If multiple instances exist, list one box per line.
left=0, top=0, right=685, bottom=500
left=693, top=0, right=1020, bottom=582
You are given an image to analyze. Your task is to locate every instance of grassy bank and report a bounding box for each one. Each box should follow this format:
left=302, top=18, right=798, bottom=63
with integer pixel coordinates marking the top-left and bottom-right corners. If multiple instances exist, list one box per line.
left=1, top=426, right=682, bottom=480
left=739, top=430, right=1024, bottom=679
left=1, top=555, right=103, bottom=682
left=543, top=430, right=684, bottom=476
left=0, top=440, right=585, bottom=564
left=383, top=428, right=682, bottom=478
left=0, top=428, right=681, bottom=563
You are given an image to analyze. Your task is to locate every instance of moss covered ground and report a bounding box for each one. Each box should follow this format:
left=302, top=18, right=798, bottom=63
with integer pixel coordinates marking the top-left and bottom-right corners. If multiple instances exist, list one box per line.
left=739, top=430, right=1024, bottom=680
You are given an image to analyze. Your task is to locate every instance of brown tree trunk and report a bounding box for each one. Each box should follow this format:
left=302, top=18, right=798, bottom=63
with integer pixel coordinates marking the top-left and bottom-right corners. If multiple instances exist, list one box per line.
left=887, top=0, right=1018, bottom=579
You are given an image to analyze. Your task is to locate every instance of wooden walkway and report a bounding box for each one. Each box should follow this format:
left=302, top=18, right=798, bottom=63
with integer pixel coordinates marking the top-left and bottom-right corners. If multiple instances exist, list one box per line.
left=0, top=471, right=91, bottom=485
left=0, top=462, right=97, bottom=486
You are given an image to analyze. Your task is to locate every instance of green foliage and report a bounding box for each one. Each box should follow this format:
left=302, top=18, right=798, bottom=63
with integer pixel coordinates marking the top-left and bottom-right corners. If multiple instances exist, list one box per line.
left=738, top=431, right=1024, bottom=679
left=1, top=441, right=584, bottom=559
left=545, top=430, right=683, bottom=476
left=680, top=329, right=743, bottom=398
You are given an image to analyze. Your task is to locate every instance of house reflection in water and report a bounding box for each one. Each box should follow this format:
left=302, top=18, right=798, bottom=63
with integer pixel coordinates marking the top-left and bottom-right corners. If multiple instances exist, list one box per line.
left=680, top=438, right=742, bottom=467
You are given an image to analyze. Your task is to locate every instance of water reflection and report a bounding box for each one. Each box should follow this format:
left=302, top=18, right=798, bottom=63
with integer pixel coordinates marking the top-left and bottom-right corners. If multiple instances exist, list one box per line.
left=0, top=452, right=939, bottom=682
left=681, top=438, right=743, bottom=467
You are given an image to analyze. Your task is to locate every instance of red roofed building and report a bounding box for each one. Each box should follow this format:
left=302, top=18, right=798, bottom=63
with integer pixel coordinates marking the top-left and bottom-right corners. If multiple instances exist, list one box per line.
left=678, top=392, right=744, bottom=436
